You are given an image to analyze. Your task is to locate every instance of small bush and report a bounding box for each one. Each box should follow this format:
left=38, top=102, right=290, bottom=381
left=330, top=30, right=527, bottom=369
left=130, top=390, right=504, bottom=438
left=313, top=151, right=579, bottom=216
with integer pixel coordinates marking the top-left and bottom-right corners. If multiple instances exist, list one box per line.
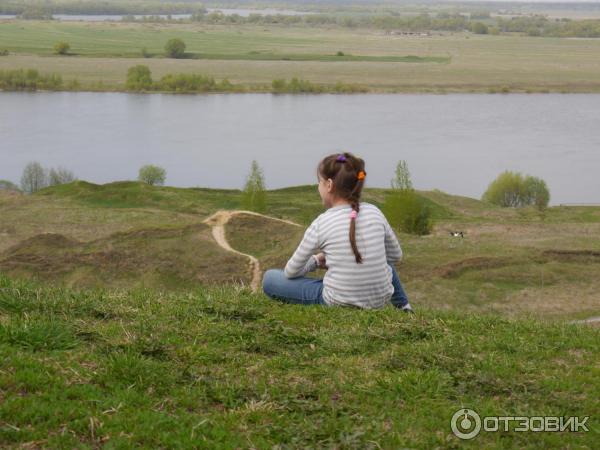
left=0, top=49, right=8, bottom=56
left=523, top=175, right=550, bottom=210
left=157, top=73, right=216, bottom=92
left=126, top=65, right=153, bottom=91
left=53, top=41, right=70, bottom=55
left=164, top=38, right=186, bottom=58
left=471, top=22, right=489, bottom=34
left=138, top=165, right=166, bottom=186
left=0, top=69, right=62, bottom=91
left=482, top=171, right=550, bottom=209
left=383, top=190, right=433, bottom=236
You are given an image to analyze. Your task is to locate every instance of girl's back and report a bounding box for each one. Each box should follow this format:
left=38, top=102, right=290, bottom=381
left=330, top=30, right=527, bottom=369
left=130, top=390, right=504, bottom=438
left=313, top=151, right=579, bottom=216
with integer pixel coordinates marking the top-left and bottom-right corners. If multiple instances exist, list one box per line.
left=285, top=202, right=402, bottom=309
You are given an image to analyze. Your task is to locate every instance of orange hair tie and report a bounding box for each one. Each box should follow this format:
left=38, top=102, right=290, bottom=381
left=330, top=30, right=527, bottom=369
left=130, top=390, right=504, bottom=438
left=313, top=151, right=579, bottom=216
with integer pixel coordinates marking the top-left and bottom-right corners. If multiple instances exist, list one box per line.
left=357, top=171, right=366, bottom=181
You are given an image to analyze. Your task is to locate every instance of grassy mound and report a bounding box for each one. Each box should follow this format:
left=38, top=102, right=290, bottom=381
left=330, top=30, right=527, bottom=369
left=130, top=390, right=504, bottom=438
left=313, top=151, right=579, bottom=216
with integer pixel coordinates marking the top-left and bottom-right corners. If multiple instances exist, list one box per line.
left=37, top=180, right=241, bottom=215
left=0, top=275, right=597, bottom=448
left=0, top=224, right=250, bottom=290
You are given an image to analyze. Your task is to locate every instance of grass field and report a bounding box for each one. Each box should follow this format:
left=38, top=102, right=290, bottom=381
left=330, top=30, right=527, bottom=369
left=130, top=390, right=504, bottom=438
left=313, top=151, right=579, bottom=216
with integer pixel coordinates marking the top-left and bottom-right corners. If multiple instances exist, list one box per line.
left=0, top=274, right=598, bottom=447
left=1, top=181, right=599, bottom=321
left=1, top=20, right=600, bottom=92
left=1, top=182, right=599, bottom=447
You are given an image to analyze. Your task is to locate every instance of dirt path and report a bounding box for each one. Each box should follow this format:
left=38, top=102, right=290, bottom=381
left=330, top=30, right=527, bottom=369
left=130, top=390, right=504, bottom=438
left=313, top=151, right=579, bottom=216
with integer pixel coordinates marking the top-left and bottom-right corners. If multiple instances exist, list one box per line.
left=202, top=210, right=301, bottom=292
left=570, top=316, right=600, bottom=326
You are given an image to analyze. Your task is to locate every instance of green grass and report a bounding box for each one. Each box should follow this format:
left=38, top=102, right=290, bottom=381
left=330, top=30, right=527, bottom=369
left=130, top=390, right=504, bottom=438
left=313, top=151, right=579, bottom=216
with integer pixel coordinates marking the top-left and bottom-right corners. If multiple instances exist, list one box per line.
left=0, top=21, right=448, bottom=62
left=0, top=274, right=598, bottom=447
left=2, top=181, right=600, bottom=321
left=2, top=21, right=600, bottom=92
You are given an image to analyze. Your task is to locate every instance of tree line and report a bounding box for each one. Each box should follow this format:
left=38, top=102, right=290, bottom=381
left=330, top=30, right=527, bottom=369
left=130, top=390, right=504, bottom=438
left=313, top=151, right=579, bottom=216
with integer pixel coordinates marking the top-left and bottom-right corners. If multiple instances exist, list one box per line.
left=3, top=0, right=600, bottom=38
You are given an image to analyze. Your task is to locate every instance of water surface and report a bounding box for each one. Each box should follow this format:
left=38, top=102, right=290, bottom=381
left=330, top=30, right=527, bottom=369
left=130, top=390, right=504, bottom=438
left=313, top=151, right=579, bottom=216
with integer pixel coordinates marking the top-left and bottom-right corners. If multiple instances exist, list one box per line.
left=1, top=92, right=598, bottom=204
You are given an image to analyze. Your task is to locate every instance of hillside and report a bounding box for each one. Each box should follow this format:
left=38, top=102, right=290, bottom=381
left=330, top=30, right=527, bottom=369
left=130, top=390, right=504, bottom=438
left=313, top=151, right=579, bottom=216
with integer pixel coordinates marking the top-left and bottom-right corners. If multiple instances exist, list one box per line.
left=0, top=275, right=597, bottom=448
left=1, top=181, right=599, bottom=321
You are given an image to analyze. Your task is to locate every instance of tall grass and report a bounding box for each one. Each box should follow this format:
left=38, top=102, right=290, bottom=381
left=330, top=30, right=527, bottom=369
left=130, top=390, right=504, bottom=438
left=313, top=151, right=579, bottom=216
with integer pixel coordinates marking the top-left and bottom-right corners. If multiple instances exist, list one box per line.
left=0, top=274, right=598, bottom=447
left=0, top=68, right=62, bottom=91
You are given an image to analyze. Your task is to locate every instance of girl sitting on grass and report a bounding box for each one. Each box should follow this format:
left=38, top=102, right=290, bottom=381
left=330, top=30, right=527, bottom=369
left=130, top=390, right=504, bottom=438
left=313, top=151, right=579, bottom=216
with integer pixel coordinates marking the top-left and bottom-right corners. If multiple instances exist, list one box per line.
left=262, top=152, right=413, bottom=311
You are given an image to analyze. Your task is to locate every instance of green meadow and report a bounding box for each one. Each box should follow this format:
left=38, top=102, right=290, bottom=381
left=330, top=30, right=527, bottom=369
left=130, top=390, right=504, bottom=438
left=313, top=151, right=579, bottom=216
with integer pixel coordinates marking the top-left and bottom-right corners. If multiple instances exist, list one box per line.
left=2, top=182, right=600, bottom=320
left=1, top=20, right=600, bottom=92
left=1, top=182, right=599, bottom=447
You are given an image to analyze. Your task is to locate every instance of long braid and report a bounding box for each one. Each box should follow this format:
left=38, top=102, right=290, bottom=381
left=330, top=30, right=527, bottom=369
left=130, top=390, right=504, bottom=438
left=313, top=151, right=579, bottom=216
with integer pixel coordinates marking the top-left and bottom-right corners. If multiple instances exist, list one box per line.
left=318, top=151, right=366, bottom=264
left=349, top=196, right=362, bottom=263
left=348, top=155, right=365, bottom=264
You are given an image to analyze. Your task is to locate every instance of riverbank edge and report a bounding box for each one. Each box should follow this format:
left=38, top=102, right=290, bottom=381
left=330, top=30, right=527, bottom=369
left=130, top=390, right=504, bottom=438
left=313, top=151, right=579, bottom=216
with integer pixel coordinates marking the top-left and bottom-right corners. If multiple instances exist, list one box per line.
left=3, top=84, right=600, bottom=94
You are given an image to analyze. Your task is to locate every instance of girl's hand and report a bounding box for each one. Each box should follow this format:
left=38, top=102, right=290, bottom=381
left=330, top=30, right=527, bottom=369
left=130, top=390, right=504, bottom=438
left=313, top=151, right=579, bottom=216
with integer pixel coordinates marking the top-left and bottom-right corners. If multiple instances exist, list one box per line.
left=315, top=252, right=327, bottom=269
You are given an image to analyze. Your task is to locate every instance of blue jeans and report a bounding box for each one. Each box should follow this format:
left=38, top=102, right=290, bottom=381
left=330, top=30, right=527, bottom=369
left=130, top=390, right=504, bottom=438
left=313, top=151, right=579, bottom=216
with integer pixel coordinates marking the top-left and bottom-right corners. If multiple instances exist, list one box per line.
left=262, top=264, right=409, bottom=308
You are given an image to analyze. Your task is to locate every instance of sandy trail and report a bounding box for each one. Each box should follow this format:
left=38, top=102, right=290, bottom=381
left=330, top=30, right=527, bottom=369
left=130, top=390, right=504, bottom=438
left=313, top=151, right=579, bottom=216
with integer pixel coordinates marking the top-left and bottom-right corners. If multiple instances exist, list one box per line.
left=202, top=210, right=301, bottom=292
left=570, top=316, right=600, bottom=326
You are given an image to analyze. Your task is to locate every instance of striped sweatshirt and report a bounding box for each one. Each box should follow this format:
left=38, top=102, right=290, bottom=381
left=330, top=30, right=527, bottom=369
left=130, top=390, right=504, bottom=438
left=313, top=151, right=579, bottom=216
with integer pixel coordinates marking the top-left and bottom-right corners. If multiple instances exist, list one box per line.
left=284, top=202, right=403, bottom=309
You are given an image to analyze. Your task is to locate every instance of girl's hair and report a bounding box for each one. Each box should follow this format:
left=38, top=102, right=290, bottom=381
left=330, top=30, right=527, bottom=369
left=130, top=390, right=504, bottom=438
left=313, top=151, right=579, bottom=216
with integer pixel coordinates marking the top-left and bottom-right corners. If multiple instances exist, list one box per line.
left=317, top=152, right=366, bottom=263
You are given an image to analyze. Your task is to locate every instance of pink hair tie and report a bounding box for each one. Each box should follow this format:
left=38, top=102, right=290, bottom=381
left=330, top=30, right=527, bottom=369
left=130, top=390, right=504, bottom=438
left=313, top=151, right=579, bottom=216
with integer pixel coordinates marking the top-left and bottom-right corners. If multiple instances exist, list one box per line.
left=350, top=210, right=357, bottom=219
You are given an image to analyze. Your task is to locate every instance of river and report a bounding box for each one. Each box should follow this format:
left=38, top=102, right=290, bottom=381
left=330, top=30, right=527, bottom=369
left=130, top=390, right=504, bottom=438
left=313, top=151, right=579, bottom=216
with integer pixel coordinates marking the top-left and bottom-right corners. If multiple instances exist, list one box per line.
left=1, top=92, right=598, bottom=204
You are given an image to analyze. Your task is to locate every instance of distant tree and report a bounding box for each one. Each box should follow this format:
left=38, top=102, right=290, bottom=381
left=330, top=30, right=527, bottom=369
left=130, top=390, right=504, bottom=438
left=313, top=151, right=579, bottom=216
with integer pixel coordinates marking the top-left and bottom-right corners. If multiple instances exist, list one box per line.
left=126, top=65, right=153, bottom=91
left=471, top=22, right=489, bottom=34
left=391, top=160, right=413, bottom=191
left=138, top=165, right=166, bottom=186
left=48, top=167, right=76, bottom=186
left=523, top=175, right=550, bottom=210
left=54, top=41, right=70, bottom=55
left=482, top=171, right=525, bottom=207
left=482, top=171, right=550, bottom=209
left=0, top=179, right=21, bottom=192
left=241, top=160, right=267, bottom=213
left=20, top=161, right=48, bottom=194
left=164, top=38, right=186, bottom=58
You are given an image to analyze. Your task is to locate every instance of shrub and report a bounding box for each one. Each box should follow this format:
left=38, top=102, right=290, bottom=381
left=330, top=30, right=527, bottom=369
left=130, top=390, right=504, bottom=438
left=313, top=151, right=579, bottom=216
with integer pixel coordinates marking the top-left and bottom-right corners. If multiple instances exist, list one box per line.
left=384, top=160, right=432, bottom=235
left=0, top=49, right=8, bottom=56
left=157, top=73, right=215, bottom=92
left=482, top=171, right=525, bottom=207
left=271, top=78, right=322, bottom=93
left=523, top=175, right=550, bottom=210
left=54, top=41, right=70, bottom=55
left=138, top=165, right=166, bottom=186
left=126, top=65, right=153, bottom=91
left=482, top=171, right=550, bottom=209
left=471, top=22, right=489, bottom=34
left=0, top=69, right=62, bottom=91
left=164, top=38, right=186, bottom=58
left=383, top=189, right=433, bottom=236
